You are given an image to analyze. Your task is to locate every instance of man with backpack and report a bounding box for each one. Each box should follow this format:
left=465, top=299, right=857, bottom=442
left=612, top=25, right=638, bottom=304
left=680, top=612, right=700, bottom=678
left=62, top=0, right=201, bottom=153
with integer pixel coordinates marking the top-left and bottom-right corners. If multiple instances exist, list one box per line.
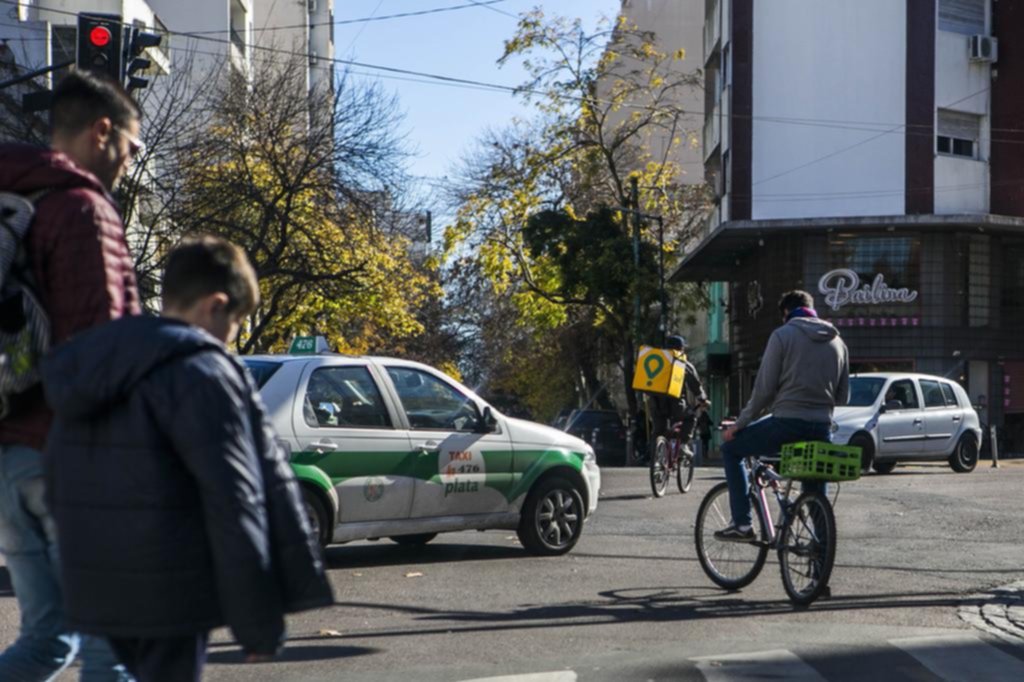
left=0, top=70, right=141, bottom=680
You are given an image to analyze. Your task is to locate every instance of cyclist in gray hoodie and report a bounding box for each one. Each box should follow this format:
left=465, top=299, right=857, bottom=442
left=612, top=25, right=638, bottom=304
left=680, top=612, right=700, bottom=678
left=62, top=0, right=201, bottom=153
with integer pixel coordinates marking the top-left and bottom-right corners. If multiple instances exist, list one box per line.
left=715, top=290, right=849, bottom=542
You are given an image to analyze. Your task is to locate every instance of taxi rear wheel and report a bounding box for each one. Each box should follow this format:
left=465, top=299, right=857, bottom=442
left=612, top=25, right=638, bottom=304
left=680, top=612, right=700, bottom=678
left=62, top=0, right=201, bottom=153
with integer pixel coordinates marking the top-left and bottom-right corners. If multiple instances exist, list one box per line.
left=302, top=487, right=332, bottom=548
left=517, top=477, right=584, bottom=556
left=390, top=533, right=438, bottom=546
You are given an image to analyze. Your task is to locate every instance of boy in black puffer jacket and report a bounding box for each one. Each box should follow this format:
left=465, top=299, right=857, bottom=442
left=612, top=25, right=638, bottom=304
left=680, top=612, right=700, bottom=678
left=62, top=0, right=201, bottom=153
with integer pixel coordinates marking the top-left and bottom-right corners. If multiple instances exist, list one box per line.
left=42, top=236, right=332, bottom=681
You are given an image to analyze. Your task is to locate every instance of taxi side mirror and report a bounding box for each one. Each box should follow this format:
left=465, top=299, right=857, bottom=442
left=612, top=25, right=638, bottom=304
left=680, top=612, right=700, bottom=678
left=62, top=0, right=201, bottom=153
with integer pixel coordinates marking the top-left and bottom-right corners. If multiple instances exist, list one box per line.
left=476, top=406, right=498, bottom=433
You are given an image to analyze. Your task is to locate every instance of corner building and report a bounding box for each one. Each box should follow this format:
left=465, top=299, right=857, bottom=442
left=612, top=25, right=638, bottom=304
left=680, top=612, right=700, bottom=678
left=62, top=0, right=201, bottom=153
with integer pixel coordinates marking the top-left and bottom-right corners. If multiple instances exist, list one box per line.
left=675, top=0, right=1024, bottom=453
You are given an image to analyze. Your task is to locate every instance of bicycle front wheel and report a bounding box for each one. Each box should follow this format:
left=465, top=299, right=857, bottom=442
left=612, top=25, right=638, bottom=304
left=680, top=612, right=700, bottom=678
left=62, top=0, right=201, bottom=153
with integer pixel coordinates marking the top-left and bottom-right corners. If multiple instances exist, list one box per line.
left=694, top=481, right=768, bottom=590
left=649, top=437, right=669, bottom=498
left=778, top=490, right=836, bottom=606
left=677, top=443, right=695, bottom=493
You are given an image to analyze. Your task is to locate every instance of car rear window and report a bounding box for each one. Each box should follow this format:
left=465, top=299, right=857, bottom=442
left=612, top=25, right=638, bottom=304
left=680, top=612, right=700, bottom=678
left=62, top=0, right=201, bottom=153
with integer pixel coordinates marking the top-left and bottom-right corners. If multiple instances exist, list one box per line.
left=940, top=382, right=960, bottom=407
left=920, top=380, right=946, bottom=408
left=242, top=360, right=282, bottom=389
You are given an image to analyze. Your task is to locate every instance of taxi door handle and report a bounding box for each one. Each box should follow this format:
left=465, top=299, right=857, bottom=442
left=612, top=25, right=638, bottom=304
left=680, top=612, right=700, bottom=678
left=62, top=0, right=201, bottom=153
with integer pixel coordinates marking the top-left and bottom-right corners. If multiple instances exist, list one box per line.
left=310, top=440, right=338, bottom=453
left=913, top=418, right=923, bottom=425
left=416, top=441, right=440, bottom=455
left=952, top=415, right=962, bottom=422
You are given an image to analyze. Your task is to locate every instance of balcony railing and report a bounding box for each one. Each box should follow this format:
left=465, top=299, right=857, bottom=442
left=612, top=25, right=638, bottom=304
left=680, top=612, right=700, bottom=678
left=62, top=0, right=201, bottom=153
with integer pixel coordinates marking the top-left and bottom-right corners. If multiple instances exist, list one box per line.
left=703, top=100, right=721, bottom=161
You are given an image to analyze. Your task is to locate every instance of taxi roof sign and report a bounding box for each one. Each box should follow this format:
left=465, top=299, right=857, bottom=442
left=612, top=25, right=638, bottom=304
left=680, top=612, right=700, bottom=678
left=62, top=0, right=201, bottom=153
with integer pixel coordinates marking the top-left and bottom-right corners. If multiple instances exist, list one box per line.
left=289, top=336, right=331, bottom=355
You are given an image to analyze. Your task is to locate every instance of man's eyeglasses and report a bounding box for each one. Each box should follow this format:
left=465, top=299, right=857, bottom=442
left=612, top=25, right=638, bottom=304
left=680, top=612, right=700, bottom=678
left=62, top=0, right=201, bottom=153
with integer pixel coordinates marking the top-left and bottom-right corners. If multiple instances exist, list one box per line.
left=112, top=125, right=145, bottom=159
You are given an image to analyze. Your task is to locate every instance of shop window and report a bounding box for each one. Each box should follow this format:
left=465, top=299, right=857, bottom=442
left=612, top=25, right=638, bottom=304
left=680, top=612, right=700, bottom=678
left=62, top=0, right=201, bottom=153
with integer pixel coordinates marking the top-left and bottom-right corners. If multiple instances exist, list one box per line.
left=1001, top=240, right=1024, bottom=327
left=939, top=0, right=986, bottom=35
left=968, top=235, right=991, bottom=327
left=937, top=109, right=981, bottom=160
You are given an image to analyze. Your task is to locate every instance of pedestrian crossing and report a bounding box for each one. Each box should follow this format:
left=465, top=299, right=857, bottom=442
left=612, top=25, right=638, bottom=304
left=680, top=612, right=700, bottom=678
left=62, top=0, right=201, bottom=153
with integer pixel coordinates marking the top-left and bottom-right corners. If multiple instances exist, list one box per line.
left=458, top=633, right=1024, bottom=682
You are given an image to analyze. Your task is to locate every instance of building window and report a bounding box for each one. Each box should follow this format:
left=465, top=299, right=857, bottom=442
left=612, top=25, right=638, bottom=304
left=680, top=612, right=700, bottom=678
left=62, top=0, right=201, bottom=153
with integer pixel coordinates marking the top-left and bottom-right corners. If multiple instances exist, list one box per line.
left=939, top=0, right=986, bottom=35
left=937, top=109, right=981, bottom=159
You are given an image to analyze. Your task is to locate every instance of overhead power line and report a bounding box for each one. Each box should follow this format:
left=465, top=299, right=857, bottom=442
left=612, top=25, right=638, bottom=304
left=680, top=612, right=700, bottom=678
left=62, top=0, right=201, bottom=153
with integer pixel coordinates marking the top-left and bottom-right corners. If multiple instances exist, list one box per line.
left=6, top=2, right=1022, bottom=145
left=232, top=0, right=511, bottom=36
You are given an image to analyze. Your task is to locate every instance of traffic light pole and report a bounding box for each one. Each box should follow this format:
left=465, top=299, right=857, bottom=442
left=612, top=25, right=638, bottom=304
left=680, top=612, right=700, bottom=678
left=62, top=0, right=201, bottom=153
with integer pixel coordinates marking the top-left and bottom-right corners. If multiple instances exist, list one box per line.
left=0, top=60, right=74, bottom=91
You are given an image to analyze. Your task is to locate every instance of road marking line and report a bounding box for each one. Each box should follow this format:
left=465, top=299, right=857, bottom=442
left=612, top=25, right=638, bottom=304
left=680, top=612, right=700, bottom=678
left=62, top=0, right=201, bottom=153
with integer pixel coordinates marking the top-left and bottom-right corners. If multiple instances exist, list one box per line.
left=458, top=673, right=577, bottom=682
left=890, top=633, right=1024, bottom=682
left=692, top=649, right=827, bottom=681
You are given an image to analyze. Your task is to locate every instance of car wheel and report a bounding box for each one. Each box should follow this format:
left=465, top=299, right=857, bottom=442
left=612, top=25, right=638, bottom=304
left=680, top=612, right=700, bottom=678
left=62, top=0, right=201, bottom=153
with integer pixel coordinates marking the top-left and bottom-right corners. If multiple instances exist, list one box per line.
left=517, top=477, right=585, bottom=556
left=873, top=460, right=897, bottom=475
left=849, top=433, right=874, bottom=474
left=949, top=434, right=979, bottom=473
left=390, top=533, right=437, bottom=546
left=302, top=487, right=332, bottom=548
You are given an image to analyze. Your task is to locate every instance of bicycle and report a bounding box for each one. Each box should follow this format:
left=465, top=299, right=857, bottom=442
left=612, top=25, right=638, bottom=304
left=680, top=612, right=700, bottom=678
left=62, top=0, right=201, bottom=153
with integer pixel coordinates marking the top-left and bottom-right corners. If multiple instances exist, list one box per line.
left=693, top=442, right=858, bottom=606
left=649, top=417, right=697, bottom=497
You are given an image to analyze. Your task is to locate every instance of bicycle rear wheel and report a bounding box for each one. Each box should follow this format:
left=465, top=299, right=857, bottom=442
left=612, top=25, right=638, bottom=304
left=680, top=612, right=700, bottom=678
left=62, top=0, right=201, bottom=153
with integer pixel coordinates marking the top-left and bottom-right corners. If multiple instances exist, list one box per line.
left=677, top=443, right=695, bottom=493
left=694, top=481, right=768, bottom=590
left=649, top=436, right=669, bottom=498
left=778, top=490, right=836, bottom=606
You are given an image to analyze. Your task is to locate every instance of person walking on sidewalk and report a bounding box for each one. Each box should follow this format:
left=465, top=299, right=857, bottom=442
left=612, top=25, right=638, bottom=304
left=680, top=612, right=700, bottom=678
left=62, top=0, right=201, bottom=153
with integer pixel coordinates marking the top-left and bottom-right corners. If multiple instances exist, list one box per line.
left=715, top=290, right=849, bottom=542
left=0, top=70, right=142, bottom=681
left=43, top=236, right=333, bottom=681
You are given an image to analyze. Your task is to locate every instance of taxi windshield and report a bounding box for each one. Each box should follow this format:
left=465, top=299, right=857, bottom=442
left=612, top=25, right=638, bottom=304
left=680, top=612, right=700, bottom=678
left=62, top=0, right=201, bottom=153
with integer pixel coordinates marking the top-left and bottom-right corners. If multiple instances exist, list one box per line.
left=848, top=377, right=886, bottom=407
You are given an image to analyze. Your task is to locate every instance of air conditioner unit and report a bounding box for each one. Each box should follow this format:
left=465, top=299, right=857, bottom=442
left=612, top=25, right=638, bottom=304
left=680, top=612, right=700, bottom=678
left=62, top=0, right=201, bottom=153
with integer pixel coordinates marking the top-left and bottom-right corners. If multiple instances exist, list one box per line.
left=969, top=35, right=998, bottom=62
left=308, top=0, right=317, bottom=13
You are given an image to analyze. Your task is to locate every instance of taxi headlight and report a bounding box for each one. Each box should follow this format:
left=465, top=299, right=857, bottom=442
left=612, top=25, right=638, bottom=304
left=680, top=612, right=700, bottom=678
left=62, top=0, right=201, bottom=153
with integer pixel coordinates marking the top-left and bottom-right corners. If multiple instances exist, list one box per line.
left=583, top=444, right=596, bottom=464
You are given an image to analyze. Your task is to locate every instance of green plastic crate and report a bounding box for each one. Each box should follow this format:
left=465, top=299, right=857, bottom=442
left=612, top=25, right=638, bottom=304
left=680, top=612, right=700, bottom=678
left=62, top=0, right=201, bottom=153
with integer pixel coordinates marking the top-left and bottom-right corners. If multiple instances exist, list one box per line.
left=780, top=441, right=862, bottom=482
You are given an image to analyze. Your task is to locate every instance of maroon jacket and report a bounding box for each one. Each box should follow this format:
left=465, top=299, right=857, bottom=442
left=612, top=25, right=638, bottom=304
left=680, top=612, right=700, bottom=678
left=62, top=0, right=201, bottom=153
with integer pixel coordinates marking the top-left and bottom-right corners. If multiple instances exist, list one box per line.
left=0, top=143, right=140, bottom=451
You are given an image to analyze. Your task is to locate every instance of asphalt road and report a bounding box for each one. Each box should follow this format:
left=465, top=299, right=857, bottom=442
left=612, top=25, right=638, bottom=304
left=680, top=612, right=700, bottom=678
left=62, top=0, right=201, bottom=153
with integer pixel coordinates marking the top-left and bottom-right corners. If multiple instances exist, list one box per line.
left=2, top=460, right=1022, bottom=681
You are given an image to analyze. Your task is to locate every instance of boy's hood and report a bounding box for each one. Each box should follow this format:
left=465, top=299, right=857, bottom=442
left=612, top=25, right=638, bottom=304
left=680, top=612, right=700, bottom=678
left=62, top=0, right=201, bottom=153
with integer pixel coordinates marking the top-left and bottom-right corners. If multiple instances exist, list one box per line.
left=43, top=316, right=225, bottom=419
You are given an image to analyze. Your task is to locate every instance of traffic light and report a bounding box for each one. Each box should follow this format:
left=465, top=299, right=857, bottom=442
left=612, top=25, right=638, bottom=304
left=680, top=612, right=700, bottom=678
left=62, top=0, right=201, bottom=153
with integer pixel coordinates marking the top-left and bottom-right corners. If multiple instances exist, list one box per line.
left=124, top=27, right=162, bottom=91
left=76, top=13, right=123, bottom=82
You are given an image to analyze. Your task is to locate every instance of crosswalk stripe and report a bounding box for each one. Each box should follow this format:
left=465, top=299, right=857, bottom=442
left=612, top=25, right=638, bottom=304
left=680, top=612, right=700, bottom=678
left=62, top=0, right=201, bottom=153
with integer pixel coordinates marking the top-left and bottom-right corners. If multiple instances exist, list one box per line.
left=458, top=673, right=578, bottom=682
left=890, top=633, right=1024, bottom=682
left=692, top=649, right=828, bottom=682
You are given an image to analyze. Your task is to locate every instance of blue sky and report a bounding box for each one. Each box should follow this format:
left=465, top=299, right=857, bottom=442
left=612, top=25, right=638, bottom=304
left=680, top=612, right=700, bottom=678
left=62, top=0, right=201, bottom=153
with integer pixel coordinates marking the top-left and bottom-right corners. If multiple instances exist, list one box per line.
left=334, top=0, right=621, bottom=190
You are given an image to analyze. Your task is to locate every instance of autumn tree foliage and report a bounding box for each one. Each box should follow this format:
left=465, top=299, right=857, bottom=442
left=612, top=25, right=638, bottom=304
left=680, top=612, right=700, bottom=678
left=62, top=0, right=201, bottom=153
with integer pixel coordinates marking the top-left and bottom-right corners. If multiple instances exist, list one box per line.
left=130, top=52, right=441, bottom=355
left=447, top=11, right=710, bottom=417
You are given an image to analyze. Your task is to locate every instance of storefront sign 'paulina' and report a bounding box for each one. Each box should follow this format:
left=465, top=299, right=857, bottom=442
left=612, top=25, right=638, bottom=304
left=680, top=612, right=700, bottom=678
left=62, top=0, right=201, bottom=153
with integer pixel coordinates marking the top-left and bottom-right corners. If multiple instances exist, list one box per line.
left=817, top=268, right=919, bottom=311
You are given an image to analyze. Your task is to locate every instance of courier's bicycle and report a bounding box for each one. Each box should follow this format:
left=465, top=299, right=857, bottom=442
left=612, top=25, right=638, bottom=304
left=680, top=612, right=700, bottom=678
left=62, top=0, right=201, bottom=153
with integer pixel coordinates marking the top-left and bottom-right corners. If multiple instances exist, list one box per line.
left=647, top=413, right=696, bottom=493
left=648, top=405, right=703, bottom=497
left=693, top=442, right=860, bottom=606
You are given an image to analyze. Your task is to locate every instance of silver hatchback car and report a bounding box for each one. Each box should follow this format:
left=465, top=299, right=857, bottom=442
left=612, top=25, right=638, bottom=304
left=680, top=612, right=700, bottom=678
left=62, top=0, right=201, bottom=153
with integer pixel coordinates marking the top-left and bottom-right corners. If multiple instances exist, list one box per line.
left=832, top=373, right=983, bottom=474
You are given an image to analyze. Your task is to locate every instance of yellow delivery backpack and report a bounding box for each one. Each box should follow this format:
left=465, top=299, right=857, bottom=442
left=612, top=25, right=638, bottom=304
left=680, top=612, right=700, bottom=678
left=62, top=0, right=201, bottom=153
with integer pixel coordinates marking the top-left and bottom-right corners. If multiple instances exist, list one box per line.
left=631, top=345, right=686, bottom=398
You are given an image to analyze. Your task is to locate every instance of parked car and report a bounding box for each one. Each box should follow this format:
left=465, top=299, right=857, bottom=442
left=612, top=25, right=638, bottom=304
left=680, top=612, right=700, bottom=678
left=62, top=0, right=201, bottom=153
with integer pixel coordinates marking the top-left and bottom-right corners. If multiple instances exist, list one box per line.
left=243, top=342, right=601, bottom=556
left=832, top=372, right=982, bottom=474
left=562, top=409, right=628, bottom=467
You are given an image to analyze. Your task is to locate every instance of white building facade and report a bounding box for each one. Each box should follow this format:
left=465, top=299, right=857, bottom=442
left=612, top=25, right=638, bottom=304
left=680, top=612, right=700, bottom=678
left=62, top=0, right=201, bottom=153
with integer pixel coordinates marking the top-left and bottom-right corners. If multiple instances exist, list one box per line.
left=253, top=0, right=334, bottom=94
left=679, top=0, right=1024, bottom=453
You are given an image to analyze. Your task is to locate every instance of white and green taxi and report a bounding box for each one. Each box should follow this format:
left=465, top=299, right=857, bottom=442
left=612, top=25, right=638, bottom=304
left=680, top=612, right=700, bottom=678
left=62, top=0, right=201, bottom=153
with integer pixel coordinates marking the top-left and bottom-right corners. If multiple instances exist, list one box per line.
left=243, top=338, right=601, bottom=556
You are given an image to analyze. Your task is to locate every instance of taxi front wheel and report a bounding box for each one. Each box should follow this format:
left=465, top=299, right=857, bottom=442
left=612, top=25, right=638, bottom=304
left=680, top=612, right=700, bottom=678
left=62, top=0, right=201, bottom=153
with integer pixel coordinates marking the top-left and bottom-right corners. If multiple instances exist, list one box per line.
left=517, top=477, right=584, bottom=556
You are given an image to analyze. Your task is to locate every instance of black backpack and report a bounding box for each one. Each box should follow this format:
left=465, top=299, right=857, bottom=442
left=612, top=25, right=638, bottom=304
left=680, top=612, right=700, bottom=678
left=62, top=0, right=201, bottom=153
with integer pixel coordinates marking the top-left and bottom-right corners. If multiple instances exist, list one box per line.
left=0, top=190, right=51, bottom=419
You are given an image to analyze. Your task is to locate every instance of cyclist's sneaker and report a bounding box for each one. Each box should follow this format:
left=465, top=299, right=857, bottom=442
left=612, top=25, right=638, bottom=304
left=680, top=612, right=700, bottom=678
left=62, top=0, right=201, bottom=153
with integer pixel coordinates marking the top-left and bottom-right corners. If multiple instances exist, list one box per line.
left=713, top=524, right=754, bottom=542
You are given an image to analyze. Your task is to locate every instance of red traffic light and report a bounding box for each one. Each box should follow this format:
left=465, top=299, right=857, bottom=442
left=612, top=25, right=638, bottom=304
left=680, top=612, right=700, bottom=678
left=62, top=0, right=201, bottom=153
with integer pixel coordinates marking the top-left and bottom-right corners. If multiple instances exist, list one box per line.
left=89, top=26, right=112, bottom=47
